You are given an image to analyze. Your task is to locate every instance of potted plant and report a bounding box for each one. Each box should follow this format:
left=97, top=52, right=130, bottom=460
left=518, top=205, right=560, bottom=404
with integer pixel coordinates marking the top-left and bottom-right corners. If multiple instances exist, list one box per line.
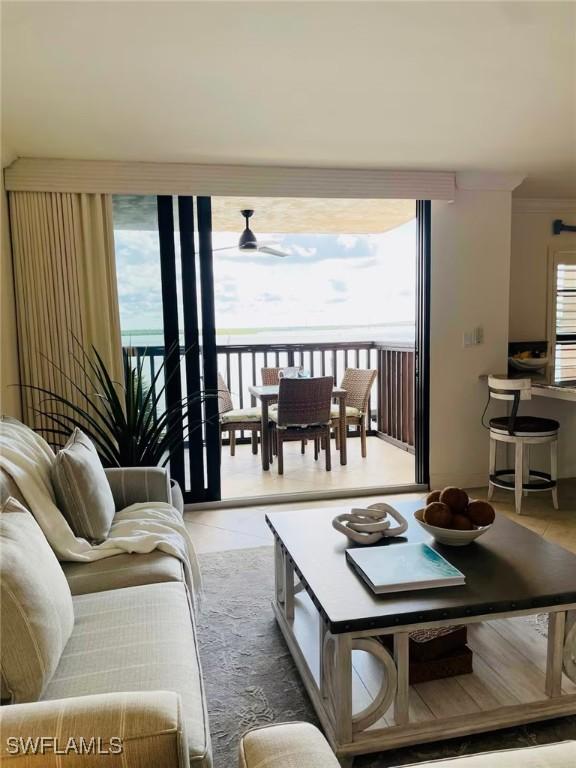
left=23, top=339, right=208, bottom=504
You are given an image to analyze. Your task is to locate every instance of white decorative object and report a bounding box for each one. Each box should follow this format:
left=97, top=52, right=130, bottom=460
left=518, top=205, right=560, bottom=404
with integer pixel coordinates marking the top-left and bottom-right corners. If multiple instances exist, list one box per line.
left=332, top=503, right=408, bottom=545
left=414, top=509, right=492, bottom=547
left=508, top=356, right=548, bottom=372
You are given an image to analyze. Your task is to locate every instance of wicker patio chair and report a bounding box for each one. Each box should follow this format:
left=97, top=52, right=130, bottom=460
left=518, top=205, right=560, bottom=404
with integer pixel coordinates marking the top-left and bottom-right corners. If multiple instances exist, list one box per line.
left=261, top=366, right=302, bottom=386
left=331, top=368, right=377, bottom=458
left=218, top=373, right=264, bottom=457
left=269, top=376, right=333, bottom=475
left=261, top=365, right=305, bottom=454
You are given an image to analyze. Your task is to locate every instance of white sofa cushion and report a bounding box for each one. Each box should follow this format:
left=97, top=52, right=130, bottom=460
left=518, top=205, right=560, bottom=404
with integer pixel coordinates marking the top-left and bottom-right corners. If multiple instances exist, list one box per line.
left=51, top=428, right=116, bottom=543
left=62, top=550, right=185, bottom=595
left=43, top=581, right=211, bottom=767
left=240, top=722, right=339, bottom=768
left=0, top=498, right=74, bottom=703
left=403, top=741, right=576, bottom=767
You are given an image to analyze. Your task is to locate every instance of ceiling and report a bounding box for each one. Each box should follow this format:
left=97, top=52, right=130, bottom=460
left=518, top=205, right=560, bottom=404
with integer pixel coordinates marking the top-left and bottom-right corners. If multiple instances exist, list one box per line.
left=112, top=195, right=416, bottom=233
left=2, top=2, right=575, bottom=198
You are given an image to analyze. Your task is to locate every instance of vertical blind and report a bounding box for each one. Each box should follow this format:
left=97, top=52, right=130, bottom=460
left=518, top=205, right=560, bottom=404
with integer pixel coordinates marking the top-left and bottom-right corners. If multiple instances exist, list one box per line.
left=554, top=255, right=576, bottom=383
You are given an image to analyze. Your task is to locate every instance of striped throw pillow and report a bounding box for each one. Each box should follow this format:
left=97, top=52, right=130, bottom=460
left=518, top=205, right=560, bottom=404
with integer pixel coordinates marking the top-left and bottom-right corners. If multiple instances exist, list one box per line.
left=51, top=429, right=116, bottom=543
left=0, top=497, right=74, bottom=703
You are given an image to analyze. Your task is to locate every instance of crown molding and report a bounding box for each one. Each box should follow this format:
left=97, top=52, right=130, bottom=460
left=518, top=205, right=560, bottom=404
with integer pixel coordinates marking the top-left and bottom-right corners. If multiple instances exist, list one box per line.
left=455, top=172, right=526, bottom=192
left=512, top=198, right=576, bottom=214
left=4, top=158, right=456, bottom=200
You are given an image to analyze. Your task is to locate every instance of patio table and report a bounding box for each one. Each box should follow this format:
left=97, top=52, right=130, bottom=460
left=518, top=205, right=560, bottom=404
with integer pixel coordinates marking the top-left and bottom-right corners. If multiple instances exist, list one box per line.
left=248, top=384, right=347, bottom=471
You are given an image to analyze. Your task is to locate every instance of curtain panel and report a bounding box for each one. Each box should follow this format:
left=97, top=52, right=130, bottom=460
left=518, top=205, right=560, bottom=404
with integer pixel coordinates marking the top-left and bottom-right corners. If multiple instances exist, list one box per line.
left=8, top=191, right=122, bottom=442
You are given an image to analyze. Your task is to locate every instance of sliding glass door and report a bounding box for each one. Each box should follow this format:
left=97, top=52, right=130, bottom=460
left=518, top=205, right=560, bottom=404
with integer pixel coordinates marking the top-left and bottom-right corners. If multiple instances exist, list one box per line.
left=113, top=195, right=431, bottom=504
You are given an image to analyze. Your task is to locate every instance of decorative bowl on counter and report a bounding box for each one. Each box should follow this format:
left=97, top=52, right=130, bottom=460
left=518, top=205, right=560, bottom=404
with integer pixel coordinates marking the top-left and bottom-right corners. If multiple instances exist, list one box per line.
left=414, top=509, right=493, bottom=547
left=508, top=356, right=548, bottom=372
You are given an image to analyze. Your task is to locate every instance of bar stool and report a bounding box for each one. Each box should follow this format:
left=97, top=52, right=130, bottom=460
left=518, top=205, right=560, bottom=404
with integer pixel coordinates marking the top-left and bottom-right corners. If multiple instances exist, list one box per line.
left=487, top=376, right=559, bottom=514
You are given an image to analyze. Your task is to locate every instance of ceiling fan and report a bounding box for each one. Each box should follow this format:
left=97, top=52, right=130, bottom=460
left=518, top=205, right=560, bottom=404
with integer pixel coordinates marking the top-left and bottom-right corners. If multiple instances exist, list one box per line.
left=212, top=209, right=290, bottom=258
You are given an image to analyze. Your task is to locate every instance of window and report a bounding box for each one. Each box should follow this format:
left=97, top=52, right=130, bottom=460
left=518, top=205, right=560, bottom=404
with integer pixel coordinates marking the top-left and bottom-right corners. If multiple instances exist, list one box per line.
left=549, top=251, right=576, bottom=384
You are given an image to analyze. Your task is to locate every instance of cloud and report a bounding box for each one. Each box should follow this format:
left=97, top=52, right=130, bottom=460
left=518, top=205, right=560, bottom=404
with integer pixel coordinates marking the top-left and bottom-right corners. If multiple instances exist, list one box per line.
left=330, top=279, right=347, bottom=294
left=337, top=235, right=358, bottom=249
left=353, top=257, right=378, bottom=270
left=214, top=279, right=239, bottom=306
left=290, top=244, right=317, bottom=258
left=213, top=233, right=376, bottom=265
left=257, top=292, right=282, bottom=303
left=114, top=220, right=418, bottom=332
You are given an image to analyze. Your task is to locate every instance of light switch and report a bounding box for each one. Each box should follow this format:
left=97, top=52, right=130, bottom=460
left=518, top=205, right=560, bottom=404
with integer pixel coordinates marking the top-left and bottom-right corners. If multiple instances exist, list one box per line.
left=463, top=327, right=484, bottom=347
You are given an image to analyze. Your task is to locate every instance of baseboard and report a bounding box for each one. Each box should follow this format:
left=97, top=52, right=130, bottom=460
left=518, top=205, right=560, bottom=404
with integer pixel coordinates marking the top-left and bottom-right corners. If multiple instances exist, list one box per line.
left=429, top=472, right=489, bottom=492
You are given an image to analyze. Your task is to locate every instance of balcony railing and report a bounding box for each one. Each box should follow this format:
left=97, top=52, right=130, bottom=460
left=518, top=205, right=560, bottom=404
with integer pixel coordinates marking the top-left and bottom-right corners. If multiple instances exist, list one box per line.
left=123, top=340, right=416, bottom=452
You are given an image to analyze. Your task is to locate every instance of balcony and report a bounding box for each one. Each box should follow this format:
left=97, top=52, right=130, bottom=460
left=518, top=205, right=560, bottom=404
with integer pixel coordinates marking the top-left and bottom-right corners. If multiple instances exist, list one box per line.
left=125, top=340, right=416, bottom=499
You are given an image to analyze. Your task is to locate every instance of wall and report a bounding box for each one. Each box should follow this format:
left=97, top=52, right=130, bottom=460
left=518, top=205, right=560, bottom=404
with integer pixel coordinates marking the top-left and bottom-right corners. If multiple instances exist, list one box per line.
left=0, top=166, right=21, bottom=418
left=510, top=202, right=576, bottom=341
left=429, top=187, right=514, bottom=490
left=508, top=202, right=576, bottom=478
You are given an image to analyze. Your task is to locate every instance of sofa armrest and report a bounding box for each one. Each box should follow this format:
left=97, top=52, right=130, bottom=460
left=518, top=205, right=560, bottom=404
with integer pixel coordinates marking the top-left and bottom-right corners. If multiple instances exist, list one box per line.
left=239, top=727, right=576, bottom=768
left=0, top=690, right=189, bottom=767
left=104, top=467, right=171, bottom=509
left=239, top=723, right=339, bottom=768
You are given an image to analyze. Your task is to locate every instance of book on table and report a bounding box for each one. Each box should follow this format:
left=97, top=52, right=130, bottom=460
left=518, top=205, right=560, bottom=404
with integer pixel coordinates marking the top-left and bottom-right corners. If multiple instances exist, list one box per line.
left=346, top=542, right=465, bottom=594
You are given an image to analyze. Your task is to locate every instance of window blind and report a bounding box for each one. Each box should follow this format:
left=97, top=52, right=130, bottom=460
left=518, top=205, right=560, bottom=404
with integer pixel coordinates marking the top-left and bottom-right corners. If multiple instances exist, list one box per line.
left=554, top=257, right=576, bottom=383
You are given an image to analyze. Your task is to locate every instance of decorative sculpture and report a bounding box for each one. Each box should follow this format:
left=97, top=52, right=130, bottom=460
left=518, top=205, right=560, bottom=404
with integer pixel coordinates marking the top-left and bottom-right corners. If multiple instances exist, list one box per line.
left=332, top=503, right=408, bottom=545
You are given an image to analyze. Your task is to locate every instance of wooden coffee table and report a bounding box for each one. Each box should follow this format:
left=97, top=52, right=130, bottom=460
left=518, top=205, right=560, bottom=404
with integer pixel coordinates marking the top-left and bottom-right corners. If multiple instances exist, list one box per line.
left=266, top=501, right=576, bottom=764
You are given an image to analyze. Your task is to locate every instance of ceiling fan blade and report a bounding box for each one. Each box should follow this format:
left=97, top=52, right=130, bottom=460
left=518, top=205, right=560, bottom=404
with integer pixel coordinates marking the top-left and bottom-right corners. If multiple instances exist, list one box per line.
left=212, top=245, right=238, bottom=252
left=257, top=245, right=290, bottom=258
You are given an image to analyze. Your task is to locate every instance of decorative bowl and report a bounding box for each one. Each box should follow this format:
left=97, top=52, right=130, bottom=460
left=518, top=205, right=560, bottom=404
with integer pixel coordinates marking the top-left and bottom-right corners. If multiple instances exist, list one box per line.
left=508, top=356, right=548, bottom=372
left=414, top=509, right=492, bottom=547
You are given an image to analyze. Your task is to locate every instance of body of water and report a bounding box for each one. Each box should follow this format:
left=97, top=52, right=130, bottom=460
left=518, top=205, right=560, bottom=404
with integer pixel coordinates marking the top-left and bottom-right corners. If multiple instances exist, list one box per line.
left=121, top=323, right=415, bottom=348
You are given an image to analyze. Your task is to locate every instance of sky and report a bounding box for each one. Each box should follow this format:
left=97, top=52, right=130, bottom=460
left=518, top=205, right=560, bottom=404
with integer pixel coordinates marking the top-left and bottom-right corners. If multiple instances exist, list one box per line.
left=113, top=219, right=416, bottom=340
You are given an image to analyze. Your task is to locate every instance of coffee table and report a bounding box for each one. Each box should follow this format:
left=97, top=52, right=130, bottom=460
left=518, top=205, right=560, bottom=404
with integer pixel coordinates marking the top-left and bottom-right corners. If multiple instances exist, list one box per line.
left=266, top=501, right=576, bottom=764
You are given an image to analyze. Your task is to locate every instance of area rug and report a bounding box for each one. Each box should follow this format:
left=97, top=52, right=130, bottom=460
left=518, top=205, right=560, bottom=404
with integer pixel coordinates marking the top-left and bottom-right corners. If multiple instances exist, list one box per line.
left=196, top=547, right=575, bottom=768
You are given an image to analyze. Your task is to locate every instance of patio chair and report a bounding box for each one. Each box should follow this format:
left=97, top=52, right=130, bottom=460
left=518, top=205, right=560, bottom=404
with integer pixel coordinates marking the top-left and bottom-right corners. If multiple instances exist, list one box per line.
left=331, top=368, right=377, bottom=458
left=218, top=373, right=264, bottom=457
left=270, top=376, right=333, bottom=475
left=261, top=366, right=302, bottom=386
left=261, top=365, right=306, bottom=454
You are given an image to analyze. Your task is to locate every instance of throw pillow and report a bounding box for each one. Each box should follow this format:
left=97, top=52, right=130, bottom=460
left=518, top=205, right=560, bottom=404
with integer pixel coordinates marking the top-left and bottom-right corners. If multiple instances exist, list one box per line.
left=51, top=428, right=116, bottom=542
left=0, top=497, right=74, bottom=703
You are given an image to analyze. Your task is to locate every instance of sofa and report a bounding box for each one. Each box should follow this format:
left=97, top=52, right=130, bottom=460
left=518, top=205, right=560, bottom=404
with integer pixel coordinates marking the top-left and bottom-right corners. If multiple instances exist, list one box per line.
left=0, top=454, right=212, bottom=767
left=1, top=422, right=575, bottom=768
left=239, top=723, right=576, bottom=768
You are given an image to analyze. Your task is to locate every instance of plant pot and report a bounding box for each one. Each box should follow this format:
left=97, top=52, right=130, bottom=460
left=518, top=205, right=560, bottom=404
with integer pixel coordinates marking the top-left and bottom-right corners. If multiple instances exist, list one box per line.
left=170, top=479, right=184, bottom=515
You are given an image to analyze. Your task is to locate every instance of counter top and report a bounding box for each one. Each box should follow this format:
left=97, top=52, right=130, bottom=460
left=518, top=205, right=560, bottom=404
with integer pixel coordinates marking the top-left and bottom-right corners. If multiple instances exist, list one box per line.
left=531, top=382, right=576, bottom=402
left=479, top=375, right=576, bottom=402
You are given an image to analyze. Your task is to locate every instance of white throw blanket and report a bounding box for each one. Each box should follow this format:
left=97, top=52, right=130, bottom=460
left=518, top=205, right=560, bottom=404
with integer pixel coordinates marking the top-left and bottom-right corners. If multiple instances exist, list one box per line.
left=0, top=418, right=201, bottom=605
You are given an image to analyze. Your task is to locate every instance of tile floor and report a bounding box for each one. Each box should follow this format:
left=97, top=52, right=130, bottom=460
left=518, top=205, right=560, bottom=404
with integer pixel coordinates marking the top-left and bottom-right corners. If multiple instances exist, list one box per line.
left=219, top=435, right=415, bottom=500
left=185, top=480, right=576, bottom=555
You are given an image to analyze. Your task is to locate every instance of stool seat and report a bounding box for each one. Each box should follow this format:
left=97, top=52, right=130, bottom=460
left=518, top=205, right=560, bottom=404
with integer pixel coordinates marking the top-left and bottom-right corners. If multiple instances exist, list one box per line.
left=489, top=415, right=559, bottom=435
left=486, top=375, right=558, bottom=515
